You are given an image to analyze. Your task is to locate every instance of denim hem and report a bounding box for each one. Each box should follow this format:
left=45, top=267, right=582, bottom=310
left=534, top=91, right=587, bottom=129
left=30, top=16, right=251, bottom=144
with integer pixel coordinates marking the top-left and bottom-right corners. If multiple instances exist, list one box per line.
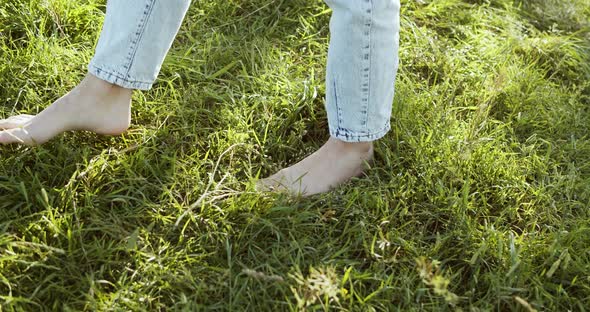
left=88, top=64, right=153, bottom=90
left=329, top=123, right=390, bottom=142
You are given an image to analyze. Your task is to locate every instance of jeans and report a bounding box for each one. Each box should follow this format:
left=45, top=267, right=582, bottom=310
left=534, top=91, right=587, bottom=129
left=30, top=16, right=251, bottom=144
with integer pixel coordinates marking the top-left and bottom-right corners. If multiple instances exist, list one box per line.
left=89, top=0, right=400, bottom=142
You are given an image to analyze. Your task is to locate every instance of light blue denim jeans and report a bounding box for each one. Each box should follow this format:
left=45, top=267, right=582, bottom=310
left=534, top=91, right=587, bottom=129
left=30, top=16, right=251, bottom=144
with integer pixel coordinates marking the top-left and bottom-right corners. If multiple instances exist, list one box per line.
left=89, top=0, right=400, bottom=142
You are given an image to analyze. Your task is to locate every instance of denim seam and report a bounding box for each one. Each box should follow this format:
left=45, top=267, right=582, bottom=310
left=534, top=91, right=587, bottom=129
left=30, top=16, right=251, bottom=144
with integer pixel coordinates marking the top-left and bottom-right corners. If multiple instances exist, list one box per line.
left=123, top=0, right=156, bottom=78
left=366, top=0, right=374, bottom=133
left=361, top=0, right=372, bottom=133
left=333, top=78, right=343, bottom=129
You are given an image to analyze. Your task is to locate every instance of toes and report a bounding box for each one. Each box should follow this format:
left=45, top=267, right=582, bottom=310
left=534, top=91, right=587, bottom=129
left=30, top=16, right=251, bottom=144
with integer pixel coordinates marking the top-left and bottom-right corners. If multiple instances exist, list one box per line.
left=255, top=177, right=278, bottom=192
left=256, top=173, right=288, bottom=193
left=0, top=115, right=35, bottom=129
left=256, top=171, right=308, bottom=196
left=0, top=128, right=36, bottom=146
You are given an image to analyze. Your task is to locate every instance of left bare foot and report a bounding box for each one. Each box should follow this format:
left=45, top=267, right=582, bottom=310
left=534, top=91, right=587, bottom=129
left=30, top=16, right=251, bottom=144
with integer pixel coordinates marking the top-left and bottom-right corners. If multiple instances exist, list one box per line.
left=0, top=74, right=132, bottom=146
left=258, top=137, right=374, bottom=196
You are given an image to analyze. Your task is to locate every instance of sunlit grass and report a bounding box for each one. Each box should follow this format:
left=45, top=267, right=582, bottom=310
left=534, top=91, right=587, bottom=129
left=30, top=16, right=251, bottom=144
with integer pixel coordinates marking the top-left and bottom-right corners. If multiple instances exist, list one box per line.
left=1, top=0, right=589, bottom=310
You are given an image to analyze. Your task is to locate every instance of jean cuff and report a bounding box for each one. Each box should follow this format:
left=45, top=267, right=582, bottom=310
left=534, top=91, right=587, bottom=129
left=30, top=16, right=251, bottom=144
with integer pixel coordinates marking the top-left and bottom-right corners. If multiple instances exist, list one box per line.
left=88, top=64, right=153, bottom=90
left=329, top=123, right=391, bottom=142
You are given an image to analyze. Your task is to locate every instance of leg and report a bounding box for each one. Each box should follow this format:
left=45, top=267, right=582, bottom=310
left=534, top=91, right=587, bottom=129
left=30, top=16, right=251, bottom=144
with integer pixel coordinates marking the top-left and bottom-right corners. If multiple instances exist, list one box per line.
left=259, top=0, right=400, bottom=196
left=0, top=0, right=191, bottom=145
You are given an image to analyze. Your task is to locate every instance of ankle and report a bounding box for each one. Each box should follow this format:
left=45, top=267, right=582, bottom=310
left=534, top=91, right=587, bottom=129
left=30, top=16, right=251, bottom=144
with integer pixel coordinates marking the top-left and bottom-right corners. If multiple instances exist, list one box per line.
left=328, top=137, right=373, bottom=154
left=78, top=73, right=132, bottom=99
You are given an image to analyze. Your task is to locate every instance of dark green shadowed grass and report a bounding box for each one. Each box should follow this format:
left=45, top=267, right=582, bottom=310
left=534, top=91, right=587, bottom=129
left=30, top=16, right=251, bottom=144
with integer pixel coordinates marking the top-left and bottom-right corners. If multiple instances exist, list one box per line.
left=1, top=0, right=589, bottom=310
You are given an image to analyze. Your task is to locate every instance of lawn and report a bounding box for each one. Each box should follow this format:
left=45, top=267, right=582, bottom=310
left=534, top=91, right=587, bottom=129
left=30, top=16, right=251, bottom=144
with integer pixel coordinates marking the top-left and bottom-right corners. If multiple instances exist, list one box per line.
left=1, top=0, right=589, bottom=310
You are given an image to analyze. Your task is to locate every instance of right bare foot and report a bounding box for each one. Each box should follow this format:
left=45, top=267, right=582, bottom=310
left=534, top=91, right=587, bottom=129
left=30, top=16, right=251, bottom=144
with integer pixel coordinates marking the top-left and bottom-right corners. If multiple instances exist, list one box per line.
left=257, top=137, right=374, bottom=196
left=0, top=74, right=132, bottom=145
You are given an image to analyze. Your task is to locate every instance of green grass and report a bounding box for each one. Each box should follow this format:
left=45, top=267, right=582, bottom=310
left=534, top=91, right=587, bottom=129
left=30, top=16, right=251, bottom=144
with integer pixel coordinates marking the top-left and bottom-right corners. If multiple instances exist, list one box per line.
left=1, top=0, right=590, bottom=310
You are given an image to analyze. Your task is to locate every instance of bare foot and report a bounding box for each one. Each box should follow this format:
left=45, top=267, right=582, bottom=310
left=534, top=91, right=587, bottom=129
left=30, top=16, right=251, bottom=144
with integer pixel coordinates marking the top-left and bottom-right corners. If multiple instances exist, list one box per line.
left=0, top=74, right=132, bottom=145
left=258, top=137, right=374, bottom=196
